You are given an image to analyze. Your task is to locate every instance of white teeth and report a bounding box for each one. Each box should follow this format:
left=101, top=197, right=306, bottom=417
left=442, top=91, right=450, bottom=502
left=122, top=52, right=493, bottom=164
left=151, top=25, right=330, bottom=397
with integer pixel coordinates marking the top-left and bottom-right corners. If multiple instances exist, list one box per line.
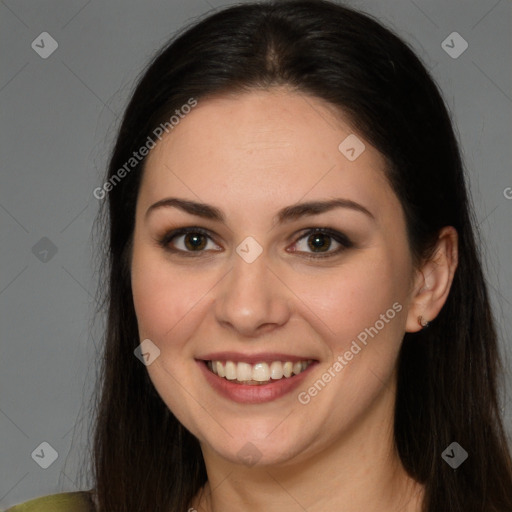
left=270, top=361, right=283, bottom=379
left=225, top=361, right=237, bottom=380
left=237, top=362, right=252, bottom=381
left=207, top=359, right=313, bottom=384
left=283, top=361, right=293, bottom=378
left=252, top=362, right=270, bottom=382
left=216, top=360, right=225, bottom=378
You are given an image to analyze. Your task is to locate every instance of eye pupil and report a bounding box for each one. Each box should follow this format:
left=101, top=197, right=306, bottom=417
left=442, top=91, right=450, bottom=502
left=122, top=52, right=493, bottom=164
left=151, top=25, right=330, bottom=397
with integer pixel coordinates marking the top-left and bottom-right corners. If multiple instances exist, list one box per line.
left=308, top=233, right=331, bottom=252
left=184, top=233, right=207, bottom=251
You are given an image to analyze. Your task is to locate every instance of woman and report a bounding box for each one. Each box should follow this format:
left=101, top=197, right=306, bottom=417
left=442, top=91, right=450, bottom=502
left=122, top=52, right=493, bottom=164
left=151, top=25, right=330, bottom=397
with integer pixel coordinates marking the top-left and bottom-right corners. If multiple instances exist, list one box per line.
left=7, top=0, right=512, bottom=510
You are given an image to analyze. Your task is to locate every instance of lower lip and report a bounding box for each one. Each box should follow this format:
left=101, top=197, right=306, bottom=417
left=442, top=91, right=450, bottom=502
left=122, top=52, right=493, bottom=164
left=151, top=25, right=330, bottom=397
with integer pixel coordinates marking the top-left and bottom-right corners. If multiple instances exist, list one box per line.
left=197, top=360, right=317, bottom=404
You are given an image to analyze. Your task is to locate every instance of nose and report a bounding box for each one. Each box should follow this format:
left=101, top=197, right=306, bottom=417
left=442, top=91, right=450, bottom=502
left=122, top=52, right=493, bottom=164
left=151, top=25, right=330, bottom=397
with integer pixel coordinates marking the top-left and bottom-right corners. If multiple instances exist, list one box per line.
left=214, top=250, right=291, bottom=338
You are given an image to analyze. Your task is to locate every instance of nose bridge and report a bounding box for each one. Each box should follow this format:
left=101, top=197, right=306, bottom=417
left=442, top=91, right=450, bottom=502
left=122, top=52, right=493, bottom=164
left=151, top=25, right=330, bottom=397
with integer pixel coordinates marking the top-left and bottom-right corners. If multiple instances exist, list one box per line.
left=214, top=246, right=289, bottom=335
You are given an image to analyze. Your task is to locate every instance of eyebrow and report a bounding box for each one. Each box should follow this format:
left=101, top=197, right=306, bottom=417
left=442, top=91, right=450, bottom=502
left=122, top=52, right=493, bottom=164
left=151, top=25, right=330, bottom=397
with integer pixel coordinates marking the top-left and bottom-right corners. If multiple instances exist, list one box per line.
left=145, top=197, right=375, bottom=223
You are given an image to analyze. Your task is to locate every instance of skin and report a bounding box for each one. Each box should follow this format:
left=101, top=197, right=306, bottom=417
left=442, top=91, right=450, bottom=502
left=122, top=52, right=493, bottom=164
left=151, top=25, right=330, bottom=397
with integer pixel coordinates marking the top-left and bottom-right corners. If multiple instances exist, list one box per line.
left=130, top=88, right=458, bottom=512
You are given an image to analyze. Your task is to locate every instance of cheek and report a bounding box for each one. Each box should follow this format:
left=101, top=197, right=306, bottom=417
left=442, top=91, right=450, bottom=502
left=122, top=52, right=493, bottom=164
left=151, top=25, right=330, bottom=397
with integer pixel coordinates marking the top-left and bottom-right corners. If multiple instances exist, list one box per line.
left=302, top=252, right=408, bottom=349
left=130, top=246, right=209, bottom=424
left=131, top=243, right=200, bottom=347
left=291, top=253, right=410, bottom=430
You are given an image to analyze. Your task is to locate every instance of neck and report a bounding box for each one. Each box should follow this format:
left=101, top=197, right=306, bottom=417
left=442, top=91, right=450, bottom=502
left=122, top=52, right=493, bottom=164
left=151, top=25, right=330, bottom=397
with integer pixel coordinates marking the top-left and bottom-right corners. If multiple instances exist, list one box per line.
left=191, top=379, right=424, bottom=512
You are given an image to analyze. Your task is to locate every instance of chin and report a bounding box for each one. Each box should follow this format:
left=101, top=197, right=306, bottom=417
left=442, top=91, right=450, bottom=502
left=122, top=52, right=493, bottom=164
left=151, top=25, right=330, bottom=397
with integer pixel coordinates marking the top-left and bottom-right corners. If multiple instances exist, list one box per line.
left=199, top=422, right=319, bottom=468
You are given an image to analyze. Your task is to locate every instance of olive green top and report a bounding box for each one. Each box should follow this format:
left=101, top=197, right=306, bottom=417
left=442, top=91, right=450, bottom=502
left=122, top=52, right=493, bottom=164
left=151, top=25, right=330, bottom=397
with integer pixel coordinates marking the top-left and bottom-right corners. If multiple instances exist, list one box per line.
left=4, top=491, right=95, bottom=512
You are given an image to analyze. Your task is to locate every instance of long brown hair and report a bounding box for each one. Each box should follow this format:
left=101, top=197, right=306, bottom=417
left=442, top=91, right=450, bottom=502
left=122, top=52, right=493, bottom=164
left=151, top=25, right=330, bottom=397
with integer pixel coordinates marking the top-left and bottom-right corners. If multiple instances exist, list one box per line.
left=87, top=1, right=512, bottom=510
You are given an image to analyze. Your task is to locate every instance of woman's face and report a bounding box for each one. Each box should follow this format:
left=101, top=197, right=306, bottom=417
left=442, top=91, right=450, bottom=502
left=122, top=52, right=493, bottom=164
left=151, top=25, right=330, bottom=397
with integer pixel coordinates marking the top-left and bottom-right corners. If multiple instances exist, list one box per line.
left=131, top=88, right=418, bottom=467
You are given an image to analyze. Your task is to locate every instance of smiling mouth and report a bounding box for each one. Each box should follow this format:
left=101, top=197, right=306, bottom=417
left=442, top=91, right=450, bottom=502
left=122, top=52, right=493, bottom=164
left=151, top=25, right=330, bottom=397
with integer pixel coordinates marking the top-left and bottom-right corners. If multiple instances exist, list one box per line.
left=205, top=359, right=315, bottom=386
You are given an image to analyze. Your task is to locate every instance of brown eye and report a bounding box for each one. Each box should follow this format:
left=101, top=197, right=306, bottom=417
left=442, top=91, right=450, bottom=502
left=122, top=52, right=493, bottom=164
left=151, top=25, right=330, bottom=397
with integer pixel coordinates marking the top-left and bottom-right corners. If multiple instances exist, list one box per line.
left=306, top=232, right=332, bottom=252
left=291, top=228, right=353, bottom=258
left=158, top=227, right=221, bottom=256
left=183, top=232, right=208, bottom=251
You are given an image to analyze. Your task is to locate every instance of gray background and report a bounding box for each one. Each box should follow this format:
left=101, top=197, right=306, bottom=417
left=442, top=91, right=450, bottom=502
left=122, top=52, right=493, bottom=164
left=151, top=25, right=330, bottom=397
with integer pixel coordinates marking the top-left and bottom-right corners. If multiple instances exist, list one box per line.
left=1, top=0, right=511, bottom=508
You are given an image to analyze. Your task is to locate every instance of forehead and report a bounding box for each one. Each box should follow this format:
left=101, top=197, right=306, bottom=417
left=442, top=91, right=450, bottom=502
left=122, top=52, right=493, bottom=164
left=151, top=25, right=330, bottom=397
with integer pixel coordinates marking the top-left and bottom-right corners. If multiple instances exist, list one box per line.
left=139, top=89, right=397, bottom=222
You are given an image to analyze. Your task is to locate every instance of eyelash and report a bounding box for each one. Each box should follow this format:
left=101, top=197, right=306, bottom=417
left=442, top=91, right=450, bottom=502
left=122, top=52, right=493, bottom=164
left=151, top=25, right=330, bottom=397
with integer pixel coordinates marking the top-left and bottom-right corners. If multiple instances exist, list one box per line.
left=157, top=226, right=354, bottom=260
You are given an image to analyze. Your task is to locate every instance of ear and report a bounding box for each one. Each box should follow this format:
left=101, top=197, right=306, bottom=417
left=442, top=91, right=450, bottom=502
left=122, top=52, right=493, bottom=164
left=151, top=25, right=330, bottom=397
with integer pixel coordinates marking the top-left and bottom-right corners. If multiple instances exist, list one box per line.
left=405, top=226, right=459, bottom=333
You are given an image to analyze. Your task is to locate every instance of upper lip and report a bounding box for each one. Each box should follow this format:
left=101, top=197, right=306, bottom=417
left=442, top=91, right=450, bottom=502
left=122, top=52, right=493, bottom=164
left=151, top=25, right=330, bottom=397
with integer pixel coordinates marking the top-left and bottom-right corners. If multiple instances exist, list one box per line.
left=196, top=352, right=317, bottom=364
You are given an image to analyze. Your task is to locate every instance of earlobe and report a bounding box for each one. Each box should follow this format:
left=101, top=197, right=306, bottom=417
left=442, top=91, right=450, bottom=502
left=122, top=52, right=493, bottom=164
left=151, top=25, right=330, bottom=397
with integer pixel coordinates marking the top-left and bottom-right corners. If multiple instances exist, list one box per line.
left=405, top=226, right=458, bottom=333
left=417, top=315, right=430, bottom=329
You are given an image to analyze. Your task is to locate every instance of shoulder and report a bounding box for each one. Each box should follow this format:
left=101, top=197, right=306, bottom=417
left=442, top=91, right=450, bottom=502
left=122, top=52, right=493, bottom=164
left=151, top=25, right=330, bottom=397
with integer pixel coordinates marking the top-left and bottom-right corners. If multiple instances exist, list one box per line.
left=4, top=491, right=96, bottom=512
